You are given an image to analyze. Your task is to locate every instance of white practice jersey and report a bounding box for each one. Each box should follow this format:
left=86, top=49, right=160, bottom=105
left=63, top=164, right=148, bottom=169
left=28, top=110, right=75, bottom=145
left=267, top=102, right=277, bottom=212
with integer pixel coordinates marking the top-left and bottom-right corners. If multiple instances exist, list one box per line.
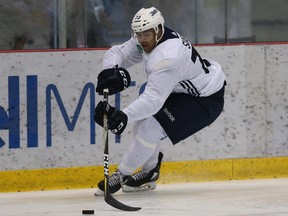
left=102, top=27, right=226, bottom=123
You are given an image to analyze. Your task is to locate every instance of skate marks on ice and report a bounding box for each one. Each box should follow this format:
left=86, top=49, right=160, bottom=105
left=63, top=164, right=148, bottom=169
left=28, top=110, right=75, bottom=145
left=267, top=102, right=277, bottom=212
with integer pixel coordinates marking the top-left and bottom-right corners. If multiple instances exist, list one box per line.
left=0, top=179, right=288, bottom=216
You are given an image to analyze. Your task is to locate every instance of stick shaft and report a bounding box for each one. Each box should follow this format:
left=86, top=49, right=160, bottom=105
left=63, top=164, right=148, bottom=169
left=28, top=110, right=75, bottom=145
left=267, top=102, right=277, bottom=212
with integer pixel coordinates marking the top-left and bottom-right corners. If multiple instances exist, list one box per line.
left=102, top=88, right=141, bottom=211
left=103, top=89, right=109, bottom=197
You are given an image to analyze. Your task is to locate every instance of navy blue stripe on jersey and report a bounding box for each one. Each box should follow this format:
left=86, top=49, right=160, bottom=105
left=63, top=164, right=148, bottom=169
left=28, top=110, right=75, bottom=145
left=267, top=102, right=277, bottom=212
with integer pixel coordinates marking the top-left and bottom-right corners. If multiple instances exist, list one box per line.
left=179, top=81, right=196, bottom=95
left=179, top=80, right=200, bottom=96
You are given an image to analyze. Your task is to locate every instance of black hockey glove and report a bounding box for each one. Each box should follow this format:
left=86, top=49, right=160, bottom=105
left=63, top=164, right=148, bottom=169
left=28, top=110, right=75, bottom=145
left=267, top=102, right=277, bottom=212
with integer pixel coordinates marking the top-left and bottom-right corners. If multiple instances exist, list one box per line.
left=94, top=101, right=128, bottom=135
left=96, top=65, right=131, bottom=95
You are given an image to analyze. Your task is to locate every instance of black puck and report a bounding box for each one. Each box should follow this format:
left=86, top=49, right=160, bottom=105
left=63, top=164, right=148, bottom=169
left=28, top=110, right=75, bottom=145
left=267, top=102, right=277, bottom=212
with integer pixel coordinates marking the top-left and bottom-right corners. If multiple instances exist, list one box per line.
left=82, top=210, right=94, bottom=214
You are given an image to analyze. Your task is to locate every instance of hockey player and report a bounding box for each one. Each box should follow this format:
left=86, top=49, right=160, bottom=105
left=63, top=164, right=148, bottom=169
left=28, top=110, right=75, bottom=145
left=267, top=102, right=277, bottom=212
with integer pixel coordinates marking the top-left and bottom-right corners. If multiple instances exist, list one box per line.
left=94, top=7, right=226, bottom=194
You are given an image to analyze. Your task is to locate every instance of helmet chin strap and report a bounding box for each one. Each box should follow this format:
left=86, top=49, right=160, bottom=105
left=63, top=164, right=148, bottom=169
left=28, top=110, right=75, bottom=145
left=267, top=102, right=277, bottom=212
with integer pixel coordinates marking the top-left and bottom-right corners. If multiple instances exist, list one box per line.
left=155, top=26, right=164, bottom=45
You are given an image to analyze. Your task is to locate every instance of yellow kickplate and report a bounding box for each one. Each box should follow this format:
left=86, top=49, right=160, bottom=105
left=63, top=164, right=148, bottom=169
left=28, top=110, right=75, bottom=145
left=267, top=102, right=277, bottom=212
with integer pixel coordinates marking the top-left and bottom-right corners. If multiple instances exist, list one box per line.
left=233, top=157, right=288, bottom=180
left=159, top=159, right=233, bottom=184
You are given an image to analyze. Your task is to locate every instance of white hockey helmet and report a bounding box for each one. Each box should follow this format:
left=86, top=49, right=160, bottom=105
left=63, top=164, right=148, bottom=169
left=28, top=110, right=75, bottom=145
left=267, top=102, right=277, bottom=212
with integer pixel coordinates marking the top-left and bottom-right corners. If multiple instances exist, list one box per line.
left=131, top=7, right=165, bottom=41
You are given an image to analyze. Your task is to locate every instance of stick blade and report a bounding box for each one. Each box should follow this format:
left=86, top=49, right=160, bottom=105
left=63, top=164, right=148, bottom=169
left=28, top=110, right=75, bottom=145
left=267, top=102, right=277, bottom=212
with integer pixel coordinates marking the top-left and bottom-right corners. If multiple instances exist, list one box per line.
left=105, top=193, right=141, bottom=211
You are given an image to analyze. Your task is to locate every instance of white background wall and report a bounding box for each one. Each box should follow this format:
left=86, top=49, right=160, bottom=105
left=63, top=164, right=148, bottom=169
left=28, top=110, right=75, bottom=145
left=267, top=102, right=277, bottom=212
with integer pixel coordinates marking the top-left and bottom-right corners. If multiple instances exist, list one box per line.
left=0, top=44, right=287, bottom=170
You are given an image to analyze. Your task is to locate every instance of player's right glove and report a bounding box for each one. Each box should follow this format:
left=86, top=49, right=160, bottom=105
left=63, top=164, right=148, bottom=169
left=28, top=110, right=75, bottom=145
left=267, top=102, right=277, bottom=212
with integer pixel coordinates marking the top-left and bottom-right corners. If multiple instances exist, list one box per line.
left=94, top=101, right=128, bottom=135
left=96, top=65, right=131, bottom=95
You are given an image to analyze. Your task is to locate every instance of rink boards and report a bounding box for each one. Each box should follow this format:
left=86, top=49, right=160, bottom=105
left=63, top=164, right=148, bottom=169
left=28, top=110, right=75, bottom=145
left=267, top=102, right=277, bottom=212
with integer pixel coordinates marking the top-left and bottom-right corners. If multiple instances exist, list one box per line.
left=1, top=43, right=288, bottom=192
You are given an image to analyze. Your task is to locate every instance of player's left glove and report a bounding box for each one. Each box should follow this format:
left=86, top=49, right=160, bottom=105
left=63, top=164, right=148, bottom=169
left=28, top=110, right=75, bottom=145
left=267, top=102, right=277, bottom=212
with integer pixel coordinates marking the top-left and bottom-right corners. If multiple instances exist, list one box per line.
left=96, top=65, right=131, bottom=95
left=94, top=101, right=128, bottom=135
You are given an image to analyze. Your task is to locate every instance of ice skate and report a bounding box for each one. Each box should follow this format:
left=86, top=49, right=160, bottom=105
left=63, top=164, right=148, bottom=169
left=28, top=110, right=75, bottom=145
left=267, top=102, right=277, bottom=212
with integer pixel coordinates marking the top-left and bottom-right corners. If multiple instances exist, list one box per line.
left=94, top=170, right=127, bottom=196
left=123, top=152, right=163, bottom=193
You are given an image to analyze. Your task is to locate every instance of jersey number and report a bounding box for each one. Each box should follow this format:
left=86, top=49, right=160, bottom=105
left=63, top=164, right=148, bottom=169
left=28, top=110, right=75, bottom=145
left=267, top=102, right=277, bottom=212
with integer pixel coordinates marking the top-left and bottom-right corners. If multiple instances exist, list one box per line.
left=191, top=47, right=210, bottom=74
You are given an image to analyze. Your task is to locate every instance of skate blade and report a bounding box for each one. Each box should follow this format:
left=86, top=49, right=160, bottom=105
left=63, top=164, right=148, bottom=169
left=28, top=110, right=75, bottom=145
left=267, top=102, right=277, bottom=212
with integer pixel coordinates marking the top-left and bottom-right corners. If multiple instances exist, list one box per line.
left=122, top=182, right=156, bottom=193
left=94, top=188, right=104, bottom=196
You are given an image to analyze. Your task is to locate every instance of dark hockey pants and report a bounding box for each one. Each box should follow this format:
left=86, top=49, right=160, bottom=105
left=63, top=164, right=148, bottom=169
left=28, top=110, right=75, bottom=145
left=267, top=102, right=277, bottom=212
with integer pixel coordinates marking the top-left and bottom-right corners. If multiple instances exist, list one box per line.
left=154, top=83, right=225, bottom=144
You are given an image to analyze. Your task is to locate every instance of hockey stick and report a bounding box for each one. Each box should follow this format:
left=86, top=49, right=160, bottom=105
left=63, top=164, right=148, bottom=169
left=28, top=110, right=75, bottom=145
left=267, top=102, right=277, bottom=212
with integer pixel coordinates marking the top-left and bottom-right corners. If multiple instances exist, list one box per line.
left=102, top=89, right=141, bottom=211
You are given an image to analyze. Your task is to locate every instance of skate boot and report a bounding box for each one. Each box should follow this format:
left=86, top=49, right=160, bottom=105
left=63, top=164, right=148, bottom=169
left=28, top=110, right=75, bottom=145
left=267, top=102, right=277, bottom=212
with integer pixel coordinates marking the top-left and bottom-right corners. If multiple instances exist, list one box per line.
left=94, top=170, right=127, bottom=196
left=123, top=152, right=163, bottom=192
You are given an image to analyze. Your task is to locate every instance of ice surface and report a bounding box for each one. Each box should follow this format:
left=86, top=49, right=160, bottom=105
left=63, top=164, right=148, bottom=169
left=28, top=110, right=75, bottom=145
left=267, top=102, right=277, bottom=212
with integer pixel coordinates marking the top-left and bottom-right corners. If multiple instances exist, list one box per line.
left=1, top=179, right=288, bottom=216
